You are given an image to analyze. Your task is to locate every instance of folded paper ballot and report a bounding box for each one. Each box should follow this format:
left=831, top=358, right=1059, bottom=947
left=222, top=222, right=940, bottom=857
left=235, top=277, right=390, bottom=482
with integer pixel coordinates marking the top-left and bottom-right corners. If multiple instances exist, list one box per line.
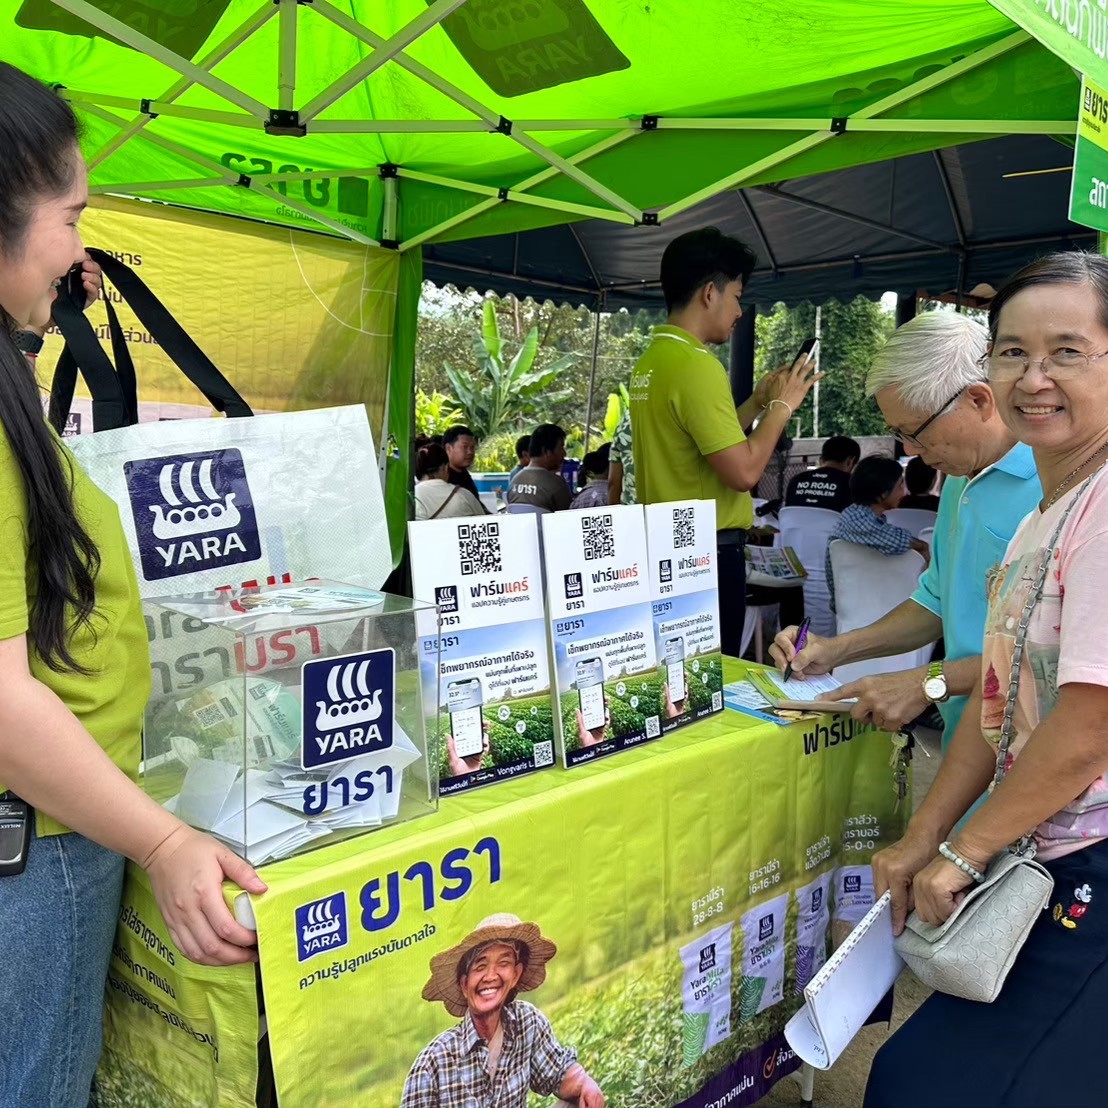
left=785, top=892, right=904, bottom=1069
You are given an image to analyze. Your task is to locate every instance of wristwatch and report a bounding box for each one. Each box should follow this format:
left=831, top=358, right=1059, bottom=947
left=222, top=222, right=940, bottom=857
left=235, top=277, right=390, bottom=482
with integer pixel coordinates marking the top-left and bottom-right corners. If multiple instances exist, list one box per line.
left=922, top=661, right=950, bottom=704
left=13, top=330, right=44, bottom=355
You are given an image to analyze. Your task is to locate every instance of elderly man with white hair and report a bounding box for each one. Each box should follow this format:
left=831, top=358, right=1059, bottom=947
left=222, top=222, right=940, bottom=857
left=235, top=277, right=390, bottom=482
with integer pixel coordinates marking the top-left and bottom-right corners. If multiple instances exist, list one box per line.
left=771, top=310, right=1042, bottom=747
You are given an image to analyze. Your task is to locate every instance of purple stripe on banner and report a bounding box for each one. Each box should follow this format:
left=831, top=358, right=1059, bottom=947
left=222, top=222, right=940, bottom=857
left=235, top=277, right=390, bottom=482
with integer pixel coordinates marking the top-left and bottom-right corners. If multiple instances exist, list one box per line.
left=674, top=1033, right=801, bottom=1108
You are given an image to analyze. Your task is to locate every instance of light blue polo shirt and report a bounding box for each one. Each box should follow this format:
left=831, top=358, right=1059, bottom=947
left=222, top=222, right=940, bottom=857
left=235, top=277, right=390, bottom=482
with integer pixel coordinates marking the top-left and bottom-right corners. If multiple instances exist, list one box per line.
left=910, top=443, right=1041, bottom=745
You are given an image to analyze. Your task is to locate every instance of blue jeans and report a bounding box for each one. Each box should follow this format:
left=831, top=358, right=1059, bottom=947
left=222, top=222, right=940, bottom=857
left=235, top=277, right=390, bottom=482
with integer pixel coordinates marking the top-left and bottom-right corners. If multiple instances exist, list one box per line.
left=0, top=830, right=124, bottom=1108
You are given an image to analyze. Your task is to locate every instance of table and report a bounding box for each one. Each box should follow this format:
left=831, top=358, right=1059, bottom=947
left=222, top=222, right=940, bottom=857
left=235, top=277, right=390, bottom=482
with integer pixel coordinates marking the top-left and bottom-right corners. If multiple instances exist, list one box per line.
left=95, top=661, right=907, bottom=1108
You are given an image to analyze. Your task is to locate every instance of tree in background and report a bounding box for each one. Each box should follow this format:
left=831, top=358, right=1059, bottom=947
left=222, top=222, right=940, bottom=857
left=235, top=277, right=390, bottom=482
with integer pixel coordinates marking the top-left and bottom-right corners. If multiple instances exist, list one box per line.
left=442, top=300, right=576, bottom=440
left=754, top=297, right=894, bottom=438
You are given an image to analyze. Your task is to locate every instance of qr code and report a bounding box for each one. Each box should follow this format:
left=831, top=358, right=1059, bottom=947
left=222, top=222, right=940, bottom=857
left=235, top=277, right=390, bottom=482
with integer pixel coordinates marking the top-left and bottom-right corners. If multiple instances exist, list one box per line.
left=194, top=702, right=230, bottom=730
left=645, top=715, right=661, bottom=738
left=711, top=691, right=722, bottom=712
left=673, top=506, right=696, bottom=548
left=458, top=521, right=502, bottom=575
left=582, top=514, right=615, bottom=561
left=533, top=741, right=554, bottom=768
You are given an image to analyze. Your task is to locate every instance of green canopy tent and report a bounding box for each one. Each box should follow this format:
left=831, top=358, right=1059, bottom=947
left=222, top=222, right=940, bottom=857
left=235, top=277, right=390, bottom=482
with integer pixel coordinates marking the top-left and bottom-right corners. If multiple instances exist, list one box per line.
left=0, top=0, right=1090, bottom=556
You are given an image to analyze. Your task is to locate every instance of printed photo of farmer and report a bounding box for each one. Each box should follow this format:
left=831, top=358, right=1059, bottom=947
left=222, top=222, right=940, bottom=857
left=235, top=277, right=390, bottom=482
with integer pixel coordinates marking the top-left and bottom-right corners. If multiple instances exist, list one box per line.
left=401, top=913, right=605, bottom=1107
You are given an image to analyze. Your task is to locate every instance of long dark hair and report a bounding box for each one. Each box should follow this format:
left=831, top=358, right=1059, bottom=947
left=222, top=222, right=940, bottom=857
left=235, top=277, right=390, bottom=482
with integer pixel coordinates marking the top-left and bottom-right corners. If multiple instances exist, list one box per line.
left=988, top=251, right=1108, bottom=341
left=0, top=63, right=100, bottom=673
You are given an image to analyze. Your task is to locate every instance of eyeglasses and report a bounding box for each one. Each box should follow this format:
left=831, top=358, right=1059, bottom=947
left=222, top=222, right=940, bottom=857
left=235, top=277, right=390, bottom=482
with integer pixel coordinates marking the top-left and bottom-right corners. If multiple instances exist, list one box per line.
left=888, top=389, right=964, bottom=448
left=980, top=349, right=1108, bottom=382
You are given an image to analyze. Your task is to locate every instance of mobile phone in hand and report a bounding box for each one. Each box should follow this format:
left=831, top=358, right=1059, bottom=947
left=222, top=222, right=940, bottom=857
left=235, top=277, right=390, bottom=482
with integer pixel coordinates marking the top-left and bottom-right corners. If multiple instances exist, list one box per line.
left=793, top=338, right=819, bottom=365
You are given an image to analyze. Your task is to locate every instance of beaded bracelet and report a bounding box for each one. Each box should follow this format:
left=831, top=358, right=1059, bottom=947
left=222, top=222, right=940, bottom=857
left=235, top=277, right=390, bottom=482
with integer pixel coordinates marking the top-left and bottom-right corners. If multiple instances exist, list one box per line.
left=938, top=841, right=986, bottom=883
left=764, top=399, right=792, bottom=416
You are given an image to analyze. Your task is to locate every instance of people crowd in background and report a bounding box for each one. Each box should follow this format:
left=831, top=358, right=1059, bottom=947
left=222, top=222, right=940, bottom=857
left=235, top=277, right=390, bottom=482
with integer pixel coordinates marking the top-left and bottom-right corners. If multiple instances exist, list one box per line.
left=507, top=423, right=573, bottom=513
left=900, top=455, right=942, bottom=510
left=414, top=443, right=486, bottom=520
left=570, top=443, right=611, bottom=509
left=784, top=434, right=861, bottom=512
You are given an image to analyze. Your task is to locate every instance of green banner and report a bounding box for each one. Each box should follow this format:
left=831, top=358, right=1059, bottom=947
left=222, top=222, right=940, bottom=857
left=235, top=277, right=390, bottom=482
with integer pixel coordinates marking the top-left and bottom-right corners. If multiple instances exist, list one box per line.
left=96, top=662, right=908, bottom=1108
left=988, top=0, right=1108, bottom=76
left=1071, top=75, right=1108, bottom=233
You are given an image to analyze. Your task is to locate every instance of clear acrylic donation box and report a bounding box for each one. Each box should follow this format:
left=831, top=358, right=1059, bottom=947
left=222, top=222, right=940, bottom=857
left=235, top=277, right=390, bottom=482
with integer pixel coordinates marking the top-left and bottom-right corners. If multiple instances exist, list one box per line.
left=141, top=581, right=438, bottom=865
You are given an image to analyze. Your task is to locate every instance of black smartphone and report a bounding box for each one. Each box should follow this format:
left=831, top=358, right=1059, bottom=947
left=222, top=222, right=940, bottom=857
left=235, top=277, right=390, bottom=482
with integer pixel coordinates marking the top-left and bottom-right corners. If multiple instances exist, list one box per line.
left=793, top=337, right=820, bottom=365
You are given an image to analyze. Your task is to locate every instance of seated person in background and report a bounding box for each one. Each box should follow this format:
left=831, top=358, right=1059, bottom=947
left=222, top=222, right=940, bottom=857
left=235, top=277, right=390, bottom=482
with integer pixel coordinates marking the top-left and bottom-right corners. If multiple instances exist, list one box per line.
left=508, top=434, right=531, bottom=483
left=571, top=444, right=611, bottom=509
left=507, top=424, right=572, bottom=512
left=414, top=443, right=486, bottom=520
left=443, top=425, right=483, bottom=499
left=899, top=455, right=941, bottom=510
left=826, top=456, right=929, bottom=612
left=784, top=434, right=860, bottom=512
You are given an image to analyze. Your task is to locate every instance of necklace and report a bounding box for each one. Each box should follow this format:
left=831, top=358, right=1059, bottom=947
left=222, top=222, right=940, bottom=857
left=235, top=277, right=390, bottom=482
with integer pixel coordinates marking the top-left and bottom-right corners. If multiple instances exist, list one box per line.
left=1041, top=441, right=1108, bottom=511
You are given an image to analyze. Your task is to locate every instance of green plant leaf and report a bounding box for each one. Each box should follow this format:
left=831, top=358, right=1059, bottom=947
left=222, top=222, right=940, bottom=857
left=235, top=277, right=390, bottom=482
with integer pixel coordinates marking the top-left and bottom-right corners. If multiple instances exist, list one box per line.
left=481, top=300, right=503, bottom=363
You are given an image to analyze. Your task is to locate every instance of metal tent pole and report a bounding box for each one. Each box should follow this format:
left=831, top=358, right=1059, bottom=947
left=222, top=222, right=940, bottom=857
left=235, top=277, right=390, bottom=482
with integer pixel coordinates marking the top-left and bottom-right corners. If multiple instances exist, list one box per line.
left=583, top=302, right=603, bottom=454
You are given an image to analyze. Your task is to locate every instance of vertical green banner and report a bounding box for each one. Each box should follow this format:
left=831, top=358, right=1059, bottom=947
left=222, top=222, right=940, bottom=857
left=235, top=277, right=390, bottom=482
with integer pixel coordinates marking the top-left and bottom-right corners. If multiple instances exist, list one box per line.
left=1071, top=75, right=1108, bottom=234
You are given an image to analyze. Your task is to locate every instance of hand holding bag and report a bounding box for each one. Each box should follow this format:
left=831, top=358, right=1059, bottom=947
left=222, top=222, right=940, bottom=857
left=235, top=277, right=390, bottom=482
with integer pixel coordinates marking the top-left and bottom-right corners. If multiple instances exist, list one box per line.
left=891, top=478, right=1098, bottom=1001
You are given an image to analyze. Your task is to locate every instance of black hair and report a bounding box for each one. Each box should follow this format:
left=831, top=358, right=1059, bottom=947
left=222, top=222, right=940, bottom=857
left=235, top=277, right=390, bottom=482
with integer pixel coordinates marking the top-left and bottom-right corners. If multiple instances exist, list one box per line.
left=660, top=227, right=758, bottom=312
left=821, top=435, right=861, bottom=466
left=582, top=443, right=610, bottom=476
left=415, top=443, right=449, bottom=479
left=442, top=425, right=475, bottom=447
left=905, top=455, right=937, bottom=496
left=989, top=251, right=1108, bottom=340
left=514, top=434, right=531, bottom=461
left=529, top=423, right=566, bottom=458
left=0, top=63, right=100, bottom=673
left=849, top=456, right=904, bottom=506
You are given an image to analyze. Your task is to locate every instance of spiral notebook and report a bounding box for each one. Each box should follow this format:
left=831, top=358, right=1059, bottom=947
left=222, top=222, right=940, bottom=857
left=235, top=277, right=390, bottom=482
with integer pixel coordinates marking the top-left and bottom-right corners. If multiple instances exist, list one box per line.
left=784, top=892, right=904, bottom=1069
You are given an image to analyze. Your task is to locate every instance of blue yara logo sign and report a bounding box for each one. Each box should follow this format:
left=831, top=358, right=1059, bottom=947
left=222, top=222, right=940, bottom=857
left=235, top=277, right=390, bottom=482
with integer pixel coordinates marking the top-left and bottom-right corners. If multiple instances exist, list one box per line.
left=302, top=648, right=395, bottom=769
left=564, top=572, right=583, bottom=599
left=295, top=892, right=348, bottom=962
left=812, top=887, right=824, bottom=913
left=124, top=448, right=260, bottom=581
left=758, top=914, right=774, bottom=941
left=659, top=559, right=672, bottom=583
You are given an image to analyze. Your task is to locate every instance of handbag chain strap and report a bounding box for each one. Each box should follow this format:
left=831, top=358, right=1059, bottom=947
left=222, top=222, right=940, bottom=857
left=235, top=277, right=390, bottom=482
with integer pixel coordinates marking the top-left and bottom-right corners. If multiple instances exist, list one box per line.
left=994, top=473, right=1096, bottom=853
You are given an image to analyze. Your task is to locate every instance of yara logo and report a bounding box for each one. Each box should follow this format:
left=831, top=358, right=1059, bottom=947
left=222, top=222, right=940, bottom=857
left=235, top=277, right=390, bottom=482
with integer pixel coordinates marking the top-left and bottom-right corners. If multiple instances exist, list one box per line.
left=125, top=449, right=260, bottom=581
left=149, top=458, right=240, bottom=540
left=302, top=648, right=395, bottom=769
left=315, top=659, right=385, bottom=733
left=295, top=893, right=349, bottom=962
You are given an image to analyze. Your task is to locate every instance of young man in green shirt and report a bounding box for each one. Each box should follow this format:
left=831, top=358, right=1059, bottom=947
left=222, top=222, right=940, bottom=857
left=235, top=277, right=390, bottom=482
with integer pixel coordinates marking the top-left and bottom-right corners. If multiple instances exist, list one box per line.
left=630, top=227, right=820, bottom=656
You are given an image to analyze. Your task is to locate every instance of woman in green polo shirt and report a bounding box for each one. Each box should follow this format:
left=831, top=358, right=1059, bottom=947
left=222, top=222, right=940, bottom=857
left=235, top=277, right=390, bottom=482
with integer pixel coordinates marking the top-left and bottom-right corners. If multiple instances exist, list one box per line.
left=0, top=63, right=266, bottom=1108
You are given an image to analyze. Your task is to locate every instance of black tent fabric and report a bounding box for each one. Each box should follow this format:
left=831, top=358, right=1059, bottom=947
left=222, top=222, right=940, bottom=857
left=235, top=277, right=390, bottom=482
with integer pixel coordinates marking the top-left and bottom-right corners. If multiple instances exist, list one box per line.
left=422, top=135, right=1095, bottom=308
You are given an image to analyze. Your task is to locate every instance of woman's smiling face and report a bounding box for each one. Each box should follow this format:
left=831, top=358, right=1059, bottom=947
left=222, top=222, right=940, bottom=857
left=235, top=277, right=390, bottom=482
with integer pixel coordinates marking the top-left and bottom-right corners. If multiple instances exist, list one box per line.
left=989, top=281, right=1108, bottom=455
left=460, top=942, right=524, bottom=1018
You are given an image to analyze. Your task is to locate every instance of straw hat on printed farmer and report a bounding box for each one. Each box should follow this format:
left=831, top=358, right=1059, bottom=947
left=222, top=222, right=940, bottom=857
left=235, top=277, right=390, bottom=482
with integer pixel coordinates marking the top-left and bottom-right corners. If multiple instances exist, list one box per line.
left=422, top=913, right=557, bottom=1017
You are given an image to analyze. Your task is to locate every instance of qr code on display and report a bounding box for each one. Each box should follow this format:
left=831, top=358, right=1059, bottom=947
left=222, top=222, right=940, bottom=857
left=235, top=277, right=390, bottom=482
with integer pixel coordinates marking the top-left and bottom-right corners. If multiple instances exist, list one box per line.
left=673, top=506, right=696, bottom=548
left=582, top=514, right=615, bottom=561
left=645, top=715, right=661, bottom=738
left=533, top=741, right=554, bottom=768
left=194, top=701, right=231, bottom=730
left=458, top=521, right=502, bottom=575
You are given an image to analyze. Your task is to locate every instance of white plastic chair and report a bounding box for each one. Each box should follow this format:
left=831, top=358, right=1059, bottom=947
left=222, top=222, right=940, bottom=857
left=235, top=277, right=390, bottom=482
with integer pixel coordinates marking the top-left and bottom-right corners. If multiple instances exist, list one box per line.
left=918, top=526, right=935, bottom=549
left=777, top=506, right=841, bottom=639
left=479, top=492, right=500, bottom=514
left=828, top=540, right=935, bottom=685
left=885, top=508, right=938, bottom=538
left=506, top=503, right=551, bottom=515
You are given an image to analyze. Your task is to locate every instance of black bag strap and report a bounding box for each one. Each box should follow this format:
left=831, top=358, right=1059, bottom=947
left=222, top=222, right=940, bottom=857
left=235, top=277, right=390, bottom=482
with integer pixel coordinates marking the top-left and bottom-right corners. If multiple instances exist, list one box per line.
left=48, top=282, right=132, bottom=433
left=48, top=248, right=253, bottom=431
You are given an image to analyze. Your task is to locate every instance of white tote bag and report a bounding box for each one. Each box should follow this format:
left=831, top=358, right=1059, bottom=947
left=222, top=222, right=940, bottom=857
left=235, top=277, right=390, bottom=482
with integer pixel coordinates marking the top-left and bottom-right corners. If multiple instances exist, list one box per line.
left=69, top=404, right=392, bottom=595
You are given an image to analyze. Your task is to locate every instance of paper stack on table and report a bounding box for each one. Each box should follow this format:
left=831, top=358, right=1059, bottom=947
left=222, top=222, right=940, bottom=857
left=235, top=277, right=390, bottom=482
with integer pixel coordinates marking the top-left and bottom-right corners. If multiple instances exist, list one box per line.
left=744, top=668, right=856, bottom=713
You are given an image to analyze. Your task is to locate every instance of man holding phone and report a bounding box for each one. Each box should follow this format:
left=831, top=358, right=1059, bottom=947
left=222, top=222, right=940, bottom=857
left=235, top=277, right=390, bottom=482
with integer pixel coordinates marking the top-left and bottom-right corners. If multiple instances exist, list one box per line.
left=629, top=228, right=821, bottom=656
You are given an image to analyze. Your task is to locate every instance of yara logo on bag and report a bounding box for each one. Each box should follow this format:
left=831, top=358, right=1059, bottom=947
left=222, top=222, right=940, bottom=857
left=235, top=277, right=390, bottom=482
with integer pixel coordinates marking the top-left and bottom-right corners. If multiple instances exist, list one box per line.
left=301, top=648, right=395, bottom=769
left=125, top=448, right=261, bottom=581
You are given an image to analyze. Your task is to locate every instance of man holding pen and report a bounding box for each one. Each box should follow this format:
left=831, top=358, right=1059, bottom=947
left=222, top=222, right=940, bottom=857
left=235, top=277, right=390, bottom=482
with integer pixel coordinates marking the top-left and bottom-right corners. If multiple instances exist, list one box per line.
left=630, top=228, right=822, bottom=656
left=769, top=312, right=1042, bottom=746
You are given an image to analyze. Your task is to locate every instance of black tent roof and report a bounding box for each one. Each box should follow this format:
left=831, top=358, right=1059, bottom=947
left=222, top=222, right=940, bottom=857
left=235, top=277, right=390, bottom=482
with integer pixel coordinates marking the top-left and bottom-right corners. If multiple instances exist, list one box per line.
left=422, top=135, right=1096, bottom=309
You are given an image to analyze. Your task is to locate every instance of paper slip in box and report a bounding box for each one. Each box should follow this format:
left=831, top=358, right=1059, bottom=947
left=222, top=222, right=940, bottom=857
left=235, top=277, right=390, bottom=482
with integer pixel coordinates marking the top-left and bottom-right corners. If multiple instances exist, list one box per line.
left=410, top=515, right=556, bottom=796
left=644, top=500, right=724, bottom=736
left=541, top=505, right=659, bottom=767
